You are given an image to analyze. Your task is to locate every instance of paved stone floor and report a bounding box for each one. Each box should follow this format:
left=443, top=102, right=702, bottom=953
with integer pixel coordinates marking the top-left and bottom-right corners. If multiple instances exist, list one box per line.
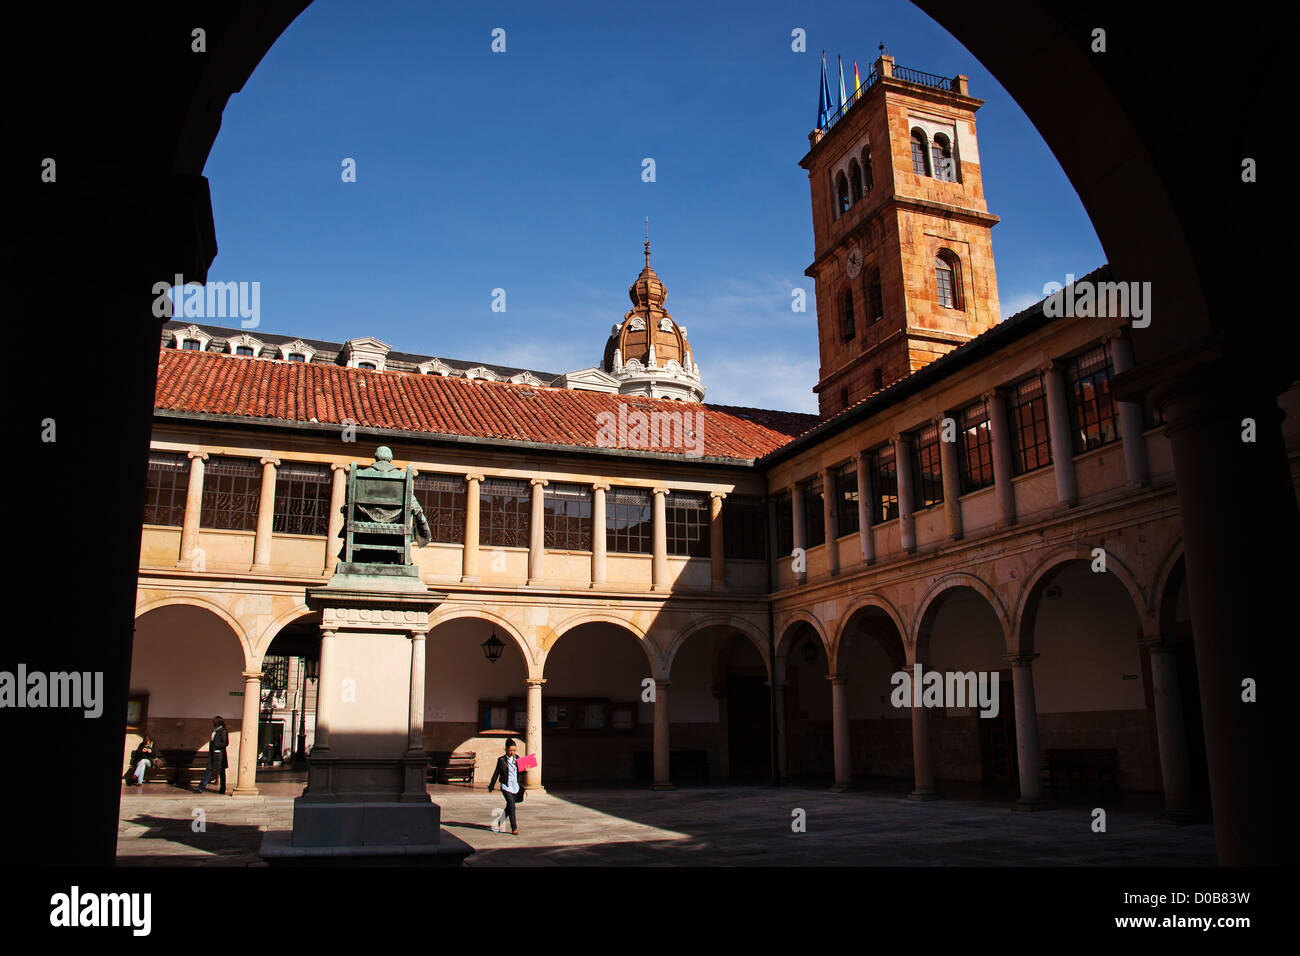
left=116, top=781, right=1216, bottom=866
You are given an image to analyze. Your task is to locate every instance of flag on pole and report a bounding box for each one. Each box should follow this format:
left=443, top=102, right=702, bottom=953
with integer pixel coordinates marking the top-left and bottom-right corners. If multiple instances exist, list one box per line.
left=817, top=51, right=831, bottom=128
left=838, top=55, right=848, bottom=116
left=854, top=59, right=862, bottom=101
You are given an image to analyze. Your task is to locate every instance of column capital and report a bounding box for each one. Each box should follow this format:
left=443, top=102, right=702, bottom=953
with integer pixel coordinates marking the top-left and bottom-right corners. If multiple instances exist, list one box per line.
left=320, top=628, right=337, bottom=639
left=709, top=490, right=728, bottom=500
left=259, top=456, right=280, bottom=467
left=409, top=629, right=428, bottom=641
left=1002, top=653, right=1039, bottom=666
left=592, top=482, right=610, bottom=492
left=465, top=472, right=485, bottom=483
left=525, top=677, right=547, bottom=687
left=241, top=670, right=264, bottom=680
left=826, top=675, right=848, bottom=686
left=186, top=449, right=209, bottom=461
left=981, top=387, right=1006, bottom=404
left=652, top=487, right=669, bottom=497
left=530, top=477, right=549, bottom=487
left=1139, top=633, right=1183, bottom=652
left=654, top=678, right=672, bottom=687
left=330, top=461, right=350, bottom=473
left=1038, top=359, right=1063, bottom=376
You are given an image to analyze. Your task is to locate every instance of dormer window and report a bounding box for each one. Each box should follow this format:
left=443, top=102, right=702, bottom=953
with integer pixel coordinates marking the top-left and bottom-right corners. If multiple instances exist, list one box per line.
left=235, top=346, right=254, bottom=356
left=278, top=339, right=315, bottom=363
left=340, top=336, right=391, bottom=371
left=182, top=339, right=202, bottom=351
left=357, top=361, right=376, bottom=370
left=287, top=352, right=306, bottom=362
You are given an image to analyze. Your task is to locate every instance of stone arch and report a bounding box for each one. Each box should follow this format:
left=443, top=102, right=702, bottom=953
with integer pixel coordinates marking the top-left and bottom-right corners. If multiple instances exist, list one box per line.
left=831, top=592, right=908, bottom=660
left=135, top=593, right=254, bottom=666
left=913, top=573, right=1011, bottom=658
left=1012, top=544, right=1150, bottom=655
left=546, top=610, right=662, bottom=677
left=250, top=601, right=314, bottom=664
left=1151, top=538, right=1186, bottom=630
left=664, top=615, right=768, bottom=678
left=426, top=604, right=536, bottom=674
left=773, top=608, right=830, bottom=661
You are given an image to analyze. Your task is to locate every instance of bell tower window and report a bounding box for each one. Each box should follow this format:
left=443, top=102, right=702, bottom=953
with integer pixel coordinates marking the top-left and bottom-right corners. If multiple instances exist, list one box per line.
left=910, top=129, right=931, bottom=176
left=932, top=134, right=955, bottom=181
left=935, top=251, right=963, bottom=310
left=835, top=172, right=850, bottom=217
left=865, top=267, right=883, bottom=324
left=848, top=160, right=863, bottom=203
left=839, top=288, right=856, bottom=342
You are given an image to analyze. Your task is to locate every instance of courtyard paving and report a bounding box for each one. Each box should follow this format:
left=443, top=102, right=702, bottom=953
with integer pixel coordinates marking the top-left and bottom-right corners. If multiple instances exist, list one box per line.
left=116, top=780, right=1216, bottom=866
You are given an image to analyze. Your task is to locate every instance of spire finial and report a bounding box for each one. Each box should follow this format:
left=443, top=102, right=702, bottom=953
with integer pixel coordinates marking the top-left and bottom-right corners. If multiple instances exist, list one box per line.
left=643, top=216, right=650, bottom=267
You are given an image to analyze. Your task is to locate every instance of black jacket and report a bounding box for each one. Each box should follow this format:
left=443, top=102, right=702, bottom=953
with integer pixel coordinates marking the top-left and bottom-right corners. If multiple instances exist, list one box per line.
left=487, top=755, right=525, bottom=792
left=207, top=726, right=229, bottom=769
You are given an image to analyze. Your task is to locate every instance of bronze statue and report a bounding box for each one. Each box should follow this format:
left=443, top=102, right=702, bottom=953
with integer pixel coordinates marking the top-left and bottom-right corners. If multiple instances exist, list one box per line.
left=338, top=446, right=430, bottom=568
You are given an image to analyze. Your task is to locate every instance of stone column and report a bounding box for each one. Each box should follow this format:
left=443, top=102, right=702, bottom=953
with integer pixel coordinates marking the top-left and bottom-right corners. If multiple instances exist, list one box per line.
left=791, top=484, right=807, bottom=584
left=591, top=483, right=608, bottom=587
left=407, top=631, right=427, bottom=754
left=527, top=478, right=547, bottom=584
left=1108, top=334, right=1150, bottom=488
left=1006, top=654, right=1047, bottom=809
left=1144, top=636, right=1195, bottom=821
left=1042, top=363, right=1078, bottom=507
left=313, top=628, right=337, bottom=751
left=325, top=462, right=348, bottom=574
left=829, top=675, right=851, bottom=791
left=938, top=415, right=963, bottom=540
left=822, top=467, right=839, bottom=575
left=856, top=450, right=875, bottom=564
left=232, top=669, right=263, bottom=797
left=462, top=473, right=483, bottom=582
left=986, top=389, right=1017, bottom=526
left=252, top=457, right=279, bottom=568
left=894, top=435, right=917, bottom=553
left=525, top=678, right=546, bottom=792
left=709, top=491, right=726, bottom=588
left=908, top=659, right=937, bottom=800
left=178, top=450, right=207, bottom=568
left=651, top=679, right=673, bottom=789
left=651, top=488, right=669, bottom=591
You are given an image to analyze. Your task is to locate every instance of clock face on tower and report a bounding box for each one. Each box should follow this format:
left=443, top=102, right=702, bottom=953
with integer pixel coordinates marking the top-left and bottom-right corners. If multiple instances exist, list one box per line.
left=845, top=245, right=863, bottom=279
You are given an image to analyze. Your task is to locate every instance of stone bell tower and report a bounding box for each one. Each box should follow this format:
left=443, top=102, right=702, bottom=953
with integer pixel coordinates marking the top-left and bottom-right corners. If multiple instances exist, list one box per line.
left=800, top=52, right=1002, bottom=418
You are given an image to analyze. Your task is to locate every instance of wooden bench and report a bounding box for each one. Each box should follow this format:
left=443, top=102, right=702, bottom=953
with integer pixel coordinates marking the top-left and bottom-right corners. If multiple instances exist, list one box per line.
left=1043, top=748, right=1118, bottom=793
left=428, top=751, right=476, bottom=787
left=126, top=749, right=215, bottom=788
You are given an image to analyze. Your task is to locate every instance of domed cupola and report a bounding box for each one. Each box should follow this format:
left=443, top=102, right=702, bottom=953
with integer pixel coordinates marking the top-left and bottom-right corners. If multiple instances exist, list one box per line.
left=601, top=229, right=706, bottom=402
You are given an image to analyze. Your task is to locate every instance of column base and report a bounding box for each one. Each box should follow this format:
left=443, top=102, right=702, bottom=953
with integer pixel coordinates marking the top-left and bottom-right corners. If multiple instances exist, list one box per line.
left=1155, top=807, right=1205, bottom=826
left=460, top=574, right=480, bottom=584
left=908, top=788, right=940, bottom=801
left=650, top=782, right=676, bottom=791
left=231, top=786, right=260, bottom=798
left=523, top=785, right=548, bottom=795
left=1010, top=797, right=1052, bottom=812
left=828, top=782, right=852, bottom=793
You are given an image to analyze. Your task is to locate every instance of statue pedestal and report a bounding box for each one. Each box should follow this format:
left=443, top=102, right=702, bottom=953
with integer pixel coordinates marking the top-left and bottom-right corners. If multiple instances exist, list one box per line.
left=260, top=570, right=473, bottom=866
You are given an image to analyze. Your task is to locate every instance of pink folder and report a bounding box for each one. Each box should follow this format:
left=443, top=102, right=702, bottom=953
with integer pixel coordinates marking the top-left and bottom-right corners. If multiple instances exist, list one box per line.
left=516, top=754, right=538, bottom=771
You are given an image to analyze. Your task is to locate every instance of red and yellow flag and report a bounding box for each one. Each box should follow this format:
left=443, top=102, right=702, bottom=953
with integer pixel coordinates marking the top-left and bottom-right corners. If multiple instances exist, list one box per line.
left=853, top=60, right=862, bottom=100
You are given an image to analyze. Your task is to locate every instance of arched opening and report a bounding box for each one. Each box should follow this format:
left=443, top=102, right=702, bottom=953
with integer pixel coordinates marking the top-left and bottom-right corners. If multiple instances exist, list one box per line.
left=915, top=586, right=1013, bottom=797
left=935, top=250, right=962, bottom=310
left=836, top=604, right=908, bottom=790
left=910, top=128, right=931, bottom=176
left=839, top=287, right=856, bottom=342
left=778, top=620, right=831, bottom=784
left=422, top=616, right=528, bottom=789
left=860, top=147, right=874, bottom=191
left=1020, top=560, right=1155, bottom=798
left=542, top=621, right=655, bottom=785
left=127, top=604, right=248, bottom=789
left=931, top=133, right=955, bottom=181
left=835, top=170, right=850, bottom=217
left=667, top=623, right=772, bottom=783
left=848, top=159, right=864, bottom=203
left=257, top=613, right=320, bottom=778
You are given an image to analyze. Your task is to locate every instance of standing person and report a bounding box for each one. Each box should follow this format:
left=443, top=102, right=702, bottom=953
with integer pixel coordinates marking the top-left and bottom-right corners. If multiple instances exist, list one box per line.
left=487, top=738, right=525, bottom=835
left=195, top=716, right=229, bottom=794
left=125, top=736, right=157, bottom=786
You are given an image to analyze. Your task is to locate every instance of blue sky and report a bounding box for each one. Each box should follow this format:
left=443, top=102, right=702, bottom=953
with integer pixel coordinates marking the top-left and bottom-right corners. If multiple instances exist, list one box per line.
left=203, top=0, right=1104, bottom=413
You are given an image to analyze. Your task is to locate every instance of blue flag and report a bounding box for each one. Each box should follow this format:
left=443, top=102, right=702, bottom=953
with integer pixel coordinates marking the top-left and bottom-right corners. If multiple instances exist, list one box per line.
left=818, top=51, right=831, bottom=128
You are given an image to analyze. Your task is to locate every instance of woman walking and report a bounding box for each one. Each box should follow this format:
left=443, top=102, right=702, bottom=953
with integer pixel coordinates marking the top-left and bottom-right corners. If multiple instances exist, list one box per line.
left=487, top=738, right=524, bottom=835
left=195, top=716, right=229, bottom=794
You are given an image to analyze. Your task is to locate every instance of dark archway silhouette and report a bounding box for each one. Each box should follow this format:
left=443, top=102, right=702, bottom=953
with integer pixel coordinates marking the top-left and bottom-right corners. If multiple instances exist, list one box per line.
left=12, top=1, right=1294, bottom=865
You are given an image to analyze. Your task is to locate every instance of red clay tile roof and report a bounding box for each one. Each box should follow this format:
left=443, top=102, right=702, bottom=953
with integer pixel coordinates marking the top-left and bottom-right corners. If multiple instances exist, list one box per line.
left=155, top=348, right=817, bottom=462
